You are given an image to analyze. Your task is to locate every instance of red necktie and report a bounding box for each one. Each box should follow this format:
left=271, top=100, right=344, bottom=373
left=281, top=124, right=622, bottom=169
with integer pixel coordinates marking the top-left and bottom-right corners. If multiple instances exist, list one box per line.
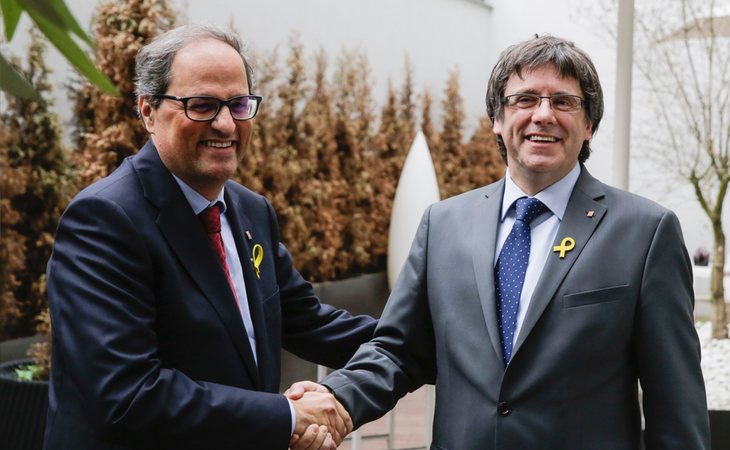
left=199, top=203, right=240, bottom=309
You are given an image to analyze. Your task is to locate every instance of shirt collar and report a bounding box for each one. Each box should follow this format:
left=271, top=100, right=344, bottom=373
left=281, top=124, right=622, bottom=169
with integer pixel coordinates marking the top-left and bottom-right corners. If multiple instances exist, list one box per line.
left=172, top=174, right=227, bottom=215
left=500, top=163, right=581, bottom=222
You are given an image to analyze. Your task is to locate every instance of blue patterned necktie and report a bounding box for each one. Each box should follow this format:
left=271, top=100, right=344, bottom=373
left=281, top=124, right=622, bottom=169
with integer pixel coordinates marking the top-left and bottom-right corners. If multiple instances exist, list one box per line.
left=495, top=197, right=548, bottom=364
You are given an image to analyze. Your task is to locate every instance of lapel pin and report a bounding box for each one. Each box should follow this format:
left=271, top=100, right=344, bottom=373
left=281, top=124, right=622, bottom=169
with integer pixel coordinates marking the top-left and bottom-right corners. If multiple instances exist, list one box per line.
left=251, top=244, right=264, bottom=279
left=245, top=230, right=253, bottom=240
left=553, top=237, right=576, bottom=259
left=586, top=210, right=595, bottom=218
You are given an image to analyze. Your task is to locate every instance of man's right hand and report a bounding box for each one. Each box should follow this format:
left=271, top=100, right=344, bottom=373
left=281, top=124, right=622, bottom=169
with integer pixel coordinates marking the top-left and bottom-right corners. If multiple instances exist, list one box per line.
left=290, top=391, right=352, bottom=445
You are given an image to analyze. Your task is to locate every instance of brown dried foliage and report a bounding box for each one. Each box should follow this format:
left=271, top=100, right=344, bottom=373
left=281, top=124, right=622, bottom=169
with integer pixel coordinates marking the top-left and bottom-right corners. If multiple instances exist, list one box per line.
left=432, top=69, right=504, bottom=199
left=71, top=0, right=176, bottom=189
left=0, top=29, right=69, bottom=341
left=1, top=11, right=505, bottom=385
left=0, top=0, right=177, bottom=376
left=2, top=19, right=504, bottom=361
left=462, top=116, right=506, bottom=192
left=236, top=40, right=502, bottom=282
left=27, top=308, right=52, bottom=380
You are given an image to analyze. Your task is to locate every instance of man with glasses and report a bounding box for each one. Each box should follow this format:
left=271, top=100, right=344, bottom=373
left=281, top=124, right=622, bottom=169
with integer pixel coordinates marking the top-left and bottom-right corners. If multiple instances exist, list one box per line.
left=290, top=35, right=709, bottom=449
left=43, top=24, right=374, bottom=450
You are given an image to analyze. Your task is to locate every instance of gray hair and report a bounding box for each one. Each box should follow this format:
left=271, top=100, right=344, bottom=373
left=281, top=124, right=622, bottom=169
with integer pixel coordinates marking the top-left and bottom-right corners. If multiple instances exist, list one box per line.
left=485, top=35, right=603, bottom=163
left=134, top=23, right=254, bottom=108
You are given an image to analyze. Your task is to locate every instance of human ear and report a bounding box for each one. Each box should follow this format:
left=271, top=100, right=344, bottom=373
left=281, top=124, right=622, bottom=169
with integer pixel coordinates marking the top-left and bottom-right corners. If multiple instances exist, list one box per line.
left=492, top=117, right=503, bottom=137
left=139, top=96, right=155, bottom=133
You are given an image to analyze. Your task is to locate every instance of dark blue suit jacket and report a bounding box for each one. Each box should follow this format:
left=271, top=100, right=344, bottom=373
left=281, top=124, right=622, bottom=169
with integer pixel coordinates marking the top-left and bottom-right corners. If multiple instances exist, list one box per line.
left=43, top=140, right=376, bottom=449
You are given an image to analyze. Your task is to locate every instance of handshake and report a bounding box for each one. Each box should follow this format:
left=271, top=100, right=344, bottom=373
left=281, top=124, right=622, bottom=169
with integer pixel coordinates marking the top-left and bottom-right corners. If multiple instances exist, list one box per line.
left=286, top=381, right=351, bottom=450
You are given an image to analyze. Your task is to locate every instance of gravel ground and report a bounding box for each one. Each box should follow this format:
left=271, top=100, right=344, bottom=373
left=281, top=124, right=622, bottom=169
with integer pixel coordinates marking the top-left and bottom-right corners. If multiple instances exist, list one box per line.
left=697, top=322, right=730, bottom=411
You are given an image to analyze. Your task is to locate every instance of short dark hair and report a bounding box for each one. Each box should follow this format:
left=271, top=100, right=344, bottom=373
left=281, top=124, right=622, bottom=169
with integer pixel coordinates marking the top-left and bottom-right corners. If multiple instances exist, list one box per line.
left=486, top=35, right=604, bottom=163
left=134, top=23, right=254, bottom=109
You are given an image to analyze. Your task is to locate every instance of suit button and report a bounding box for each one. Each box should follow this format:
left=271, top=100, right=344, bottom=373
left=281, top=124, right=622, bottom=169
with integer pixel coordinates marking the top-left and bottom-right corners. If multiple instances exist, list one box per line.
left=498, top=401, right=511, bottom=416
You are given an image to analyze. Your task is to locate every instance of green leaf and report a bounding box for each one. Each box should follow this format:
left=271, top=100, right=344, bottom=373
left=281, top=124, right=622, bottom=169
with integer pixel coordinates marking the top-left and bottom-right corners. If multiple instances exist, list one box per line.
left=14, top=364, right=40, bottom=382
left=20, top=0, right=91, bottom=45
left=1, top=0, right=23, bottom=40
left=0, top=52, right=38, bottom=99
left=28, top=10, right=118, bottom=95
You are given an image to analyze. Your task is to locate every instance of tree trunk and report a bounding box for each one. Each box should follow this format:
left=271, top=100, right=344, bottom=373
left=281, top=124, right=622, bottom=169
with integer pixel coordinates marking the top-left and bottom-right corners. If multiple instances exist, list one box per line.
left=710, top=220, right=729, bottom=339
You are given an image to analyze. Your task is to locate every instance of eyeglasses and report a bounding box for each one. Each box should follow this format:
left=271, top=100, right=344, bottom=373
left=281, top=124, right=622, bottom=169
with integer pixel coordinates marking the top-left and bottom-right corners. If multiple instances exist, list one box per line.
left=501, top=93, right=585, bottom=113
left=156, top=94, right=263, bottom=121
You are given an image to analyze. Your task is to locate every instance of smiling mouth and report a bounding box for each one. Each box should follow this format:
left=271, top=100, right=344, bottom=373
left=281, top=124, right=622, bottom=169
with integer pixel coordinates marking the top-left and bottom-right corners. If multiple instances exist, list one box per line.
left=527, top=135, right=559, bottom=143
left=201, top=140, right=234, bottom=148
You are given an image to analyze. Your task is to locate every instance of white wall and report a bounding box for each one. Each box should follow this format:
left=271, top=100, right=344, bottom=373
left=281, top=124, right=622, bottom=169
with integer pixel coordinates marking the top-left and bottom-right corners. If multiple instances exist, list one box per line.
left=183, top=0, right=494, bottom=126
left=5, top=0, right=493, bottom=134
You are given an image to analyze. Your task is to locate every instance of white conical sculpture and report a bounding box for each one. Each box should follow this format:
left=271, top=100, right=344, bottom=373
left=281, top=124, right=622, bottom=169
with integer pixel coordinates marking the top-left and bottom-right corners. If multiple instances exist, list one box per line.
left=386, top=130, right=440, bottom=446
left=387, top=131, right=441, bottom=289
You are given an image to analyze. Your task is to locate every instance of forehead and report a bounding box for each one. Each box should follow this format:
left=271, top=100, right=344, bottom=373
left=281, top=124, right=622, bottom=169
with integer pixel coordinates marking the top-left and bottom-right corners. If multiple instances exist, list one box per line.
left=168, top=38, right=249, bottom=95
left=505, top=64, right=582, bottom=94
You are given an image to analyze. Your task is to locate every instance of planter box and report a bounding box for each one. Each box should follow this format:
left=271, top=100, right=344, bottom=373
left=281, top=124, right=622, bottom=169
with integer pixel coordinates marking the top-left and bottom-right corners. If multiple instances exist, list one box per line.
left=640, top=410, right=729, bottom=449
left=0, top=335, right=43, bottom=364
left=710, top=409, right=730, bottom=449
left=279, top=272, right=389, bottom=391
left=0, top=359, right=48, bottom=450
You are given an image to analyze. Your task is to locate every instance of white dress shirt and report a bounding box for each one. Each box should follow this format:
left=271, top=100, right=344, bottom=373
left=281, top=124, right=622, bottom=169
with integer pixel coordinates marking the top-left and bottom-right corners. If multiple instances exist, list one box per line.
left=494, top=163, right=581, bottom=350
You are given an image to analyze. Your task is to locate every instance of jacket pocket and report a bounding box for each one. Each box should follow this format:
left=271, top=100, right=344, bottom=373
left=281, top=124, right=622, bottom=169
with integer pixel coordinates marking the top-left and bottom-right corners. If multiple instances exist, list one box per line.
left=563, top=284, right=630, bottom=308
left=261, top=287, right=281, bottom=318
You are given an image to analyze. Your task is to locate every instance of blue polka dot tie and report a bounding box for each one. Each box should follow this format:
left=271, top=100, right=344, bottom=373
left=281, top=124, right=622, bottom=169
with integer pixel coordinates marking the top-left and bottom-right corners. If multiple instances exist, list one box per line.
left=495, top=197, right=547, bottom=365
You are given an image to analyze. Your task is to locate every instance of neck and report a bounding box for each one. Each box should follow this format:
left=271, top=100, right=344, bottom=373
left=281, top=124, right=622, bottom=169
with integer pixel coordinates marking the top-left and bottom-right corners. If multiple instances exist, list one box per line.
left=512, top=176, right=555, bottom=196
left=508, top=163, right=579, bottom=196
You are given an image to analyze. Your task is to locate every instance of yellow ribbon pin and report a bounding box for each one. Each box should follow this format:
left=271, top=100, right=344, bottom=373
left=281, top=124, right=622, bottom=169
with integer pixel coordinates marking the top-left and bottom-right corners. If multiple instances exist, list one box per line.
left=553, top=237, right=575, bottom=259
left=252, top=244, right=263, bottom=279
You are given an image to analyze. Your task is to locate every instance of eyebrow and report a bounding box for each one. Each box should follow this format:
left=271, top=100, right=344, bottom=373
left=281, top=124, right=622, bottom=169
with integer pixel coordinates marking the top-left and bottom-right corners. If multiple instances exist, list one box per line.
left=176, top=94, right=252, bottom=100
left=510, top=89, right=579, bottom=96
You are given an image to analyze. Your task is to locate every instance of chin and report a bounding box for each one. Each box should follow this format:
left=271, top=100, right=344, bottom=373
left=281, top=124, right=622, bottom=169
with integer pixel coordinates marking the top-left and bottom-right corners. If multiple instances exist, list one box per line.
left=523, top=157, right=561, bottom=171
left=199, top=164, right=236, bottom=183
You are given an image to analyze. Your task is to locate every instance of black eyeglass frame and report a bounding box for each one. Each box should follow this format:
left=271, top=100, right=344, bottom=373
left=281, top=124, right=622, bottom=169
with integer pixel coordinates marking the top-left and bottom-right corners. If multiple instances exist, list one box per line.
left=156, top=94, right=263, bottom=122
left=500, top=93, right=586, bottom=113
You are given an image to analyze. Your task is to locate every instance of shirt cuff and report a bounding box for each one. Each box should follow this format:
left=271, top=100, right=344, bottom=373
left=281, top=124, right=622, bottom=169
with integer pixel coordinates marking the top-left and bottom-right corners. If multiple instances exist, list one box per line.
left=287, top=397, right=296, bottom=436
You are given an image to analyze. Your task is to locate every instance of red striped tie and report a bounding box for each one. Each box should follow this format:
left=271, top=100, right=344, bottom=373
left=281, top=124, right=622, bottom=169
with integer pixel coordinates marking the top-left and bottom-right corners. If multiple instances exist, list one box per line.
left=199, top=203, right=240, bottom=309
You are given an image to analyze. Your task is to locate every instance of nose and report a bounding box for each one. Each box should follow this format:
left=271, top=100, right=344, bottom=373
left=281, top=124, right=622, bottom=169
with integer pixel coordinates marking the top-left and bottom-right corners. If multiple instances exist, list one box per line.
left=211, top=105, right=236, bottom=133
left=531, top=97, right=556, bottom=124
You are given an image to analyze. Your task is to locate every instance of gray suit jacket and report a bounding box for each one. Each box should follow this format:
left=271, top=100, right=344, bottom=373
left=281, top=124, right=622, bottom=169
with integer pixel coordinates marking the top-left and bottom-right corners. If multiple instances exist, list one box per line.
left=323, top=167, right=709, bottom=450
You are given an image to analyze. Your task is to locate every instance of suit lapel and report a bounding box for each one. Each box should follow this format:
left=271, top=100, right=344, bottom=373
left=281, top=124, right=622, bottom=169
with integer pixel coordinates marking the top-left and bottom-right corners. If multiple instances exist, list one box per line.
left=512, top=168, right=607, bottom=355
left=131, top=141, right=261, bottom=387
left=224, top=190, right=272, bottom=391
left=472, top=180, right=506, bottom=364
